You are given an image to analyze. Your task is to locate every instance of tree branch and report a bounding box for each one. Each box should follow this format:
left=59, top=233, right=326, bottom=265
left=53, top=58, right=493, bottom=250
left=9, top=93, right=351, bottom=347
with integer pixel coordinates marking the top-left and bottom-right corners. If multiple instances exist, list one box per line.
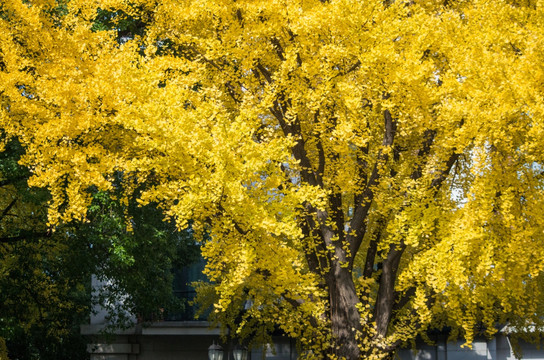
left=269, top=97, right=321, bottom=188
left=0, top=198, right=17, bottom=223
left=314, top=112, right=326, bottom=178
left=270, top=37, right=286, bottom=62
left=374, top=242, right=406, bottom=337
left=217, top=204, right=250, bottom=235
left=411, top=129, right=436, bottom=180
left=282, top=295, right=319, bottom=328
left=0, top=175, right=27, bottom=187
left=362, top=217, right=385, bottom=279
left=300, top=220, right=328, bottom=275
left=347, top=109, right=397, bottom=268
left=225, top=81, right=242, bottom=104
left=330, top=60, right=361, bottom=81
left=393, top=287, right=416, bottom=312
left=354, top=142, right=369, bottom=206
left=329, top=191, right=344, bottom=243
left=256, top=62, right=273, bottom=84
left=0, top=230, right=51, bottom=244
left=371, top=125, right=460, bottom=341
left=430, top=152, right=459, bottom=190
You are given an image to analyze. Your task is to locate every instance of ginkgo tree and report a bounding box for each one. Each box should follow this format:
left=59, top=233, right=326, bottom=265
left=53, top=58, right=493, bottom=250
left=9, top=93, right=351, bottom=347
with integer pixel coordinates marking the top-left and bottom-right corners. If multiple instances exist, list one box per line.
left=2, top=0, right=544, bottom=359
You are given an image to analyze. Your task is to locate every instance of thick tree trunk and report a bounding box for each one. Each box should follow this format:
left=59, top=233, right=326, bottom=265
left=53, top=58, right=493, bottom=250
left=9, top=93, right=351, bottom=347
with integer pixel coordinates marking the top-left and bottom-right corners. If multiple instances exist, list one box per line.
left=327, top=263, right=363, bottom=359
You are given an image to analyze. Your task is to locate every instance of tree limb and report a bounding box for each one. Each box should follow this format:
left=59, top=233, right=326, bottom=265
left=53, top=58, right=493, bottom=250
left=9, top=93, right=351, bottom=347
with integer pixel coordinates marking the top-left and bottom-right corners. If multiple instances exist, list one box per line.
left=374, top=242, right=406, bottom=337
left=270, top=37, right=286, bottom=62
left=256, top=62, right=273, bottom=84
left=430, top=152, right=459, bottom=190
left=0, top=175, right=27, bottom=187
left=282, top=295, right=319, bottom=328
left=0, top=230, right=51, bottom=244
left=0, top=198, right=17, bottom=223
left=347, top=109, right=397, bottom=268
left=362, top=217, right=385, bottom=279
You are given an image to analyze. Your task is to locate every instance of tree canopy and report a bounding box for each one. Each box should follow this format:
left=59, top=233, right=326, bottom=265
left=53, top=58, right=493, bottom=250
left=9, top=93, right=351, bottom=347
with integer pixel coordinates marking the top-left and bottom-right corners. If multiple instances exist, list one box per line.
left=2, top=0, right=544, bottom=359
left=0, top=136, right=198, bottom=359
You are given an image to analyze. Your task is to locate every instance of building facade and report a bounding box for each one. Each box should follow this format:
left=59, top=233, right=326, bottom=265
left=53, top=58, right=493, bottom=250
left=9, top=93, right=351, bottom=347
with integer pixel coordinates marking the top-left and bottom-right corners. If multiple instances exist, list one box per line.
left=82, top=315, right=544, bottom=360
left=83, top=260, right=544, bottom=360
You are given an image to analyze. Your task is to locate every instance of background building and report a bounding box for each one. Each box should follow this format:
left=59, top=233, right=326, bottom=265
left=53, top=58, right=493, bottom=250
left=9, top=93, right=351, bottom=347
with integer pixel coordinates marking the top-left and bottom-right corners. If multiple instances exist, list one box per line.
left=82, top=260, right=544, bottom=360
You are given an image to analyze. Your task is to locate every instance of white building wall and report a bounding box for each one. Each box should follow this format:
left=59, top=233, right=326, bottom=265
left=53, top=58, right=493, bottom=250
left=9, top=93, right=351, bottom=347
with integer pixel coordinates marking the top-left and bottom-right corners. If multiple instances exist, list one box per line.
left=90, top=275, right=136, bottom=326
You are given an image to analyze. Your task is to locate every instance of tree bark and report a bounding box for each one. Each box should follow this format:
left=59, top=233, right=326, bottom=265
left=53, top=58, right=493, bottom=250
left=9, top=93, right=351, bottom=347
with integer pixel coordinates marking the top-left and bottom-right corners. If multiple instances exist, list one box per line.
left=375, top=243, right=405, bottom=337
left=327, top=262, right=362, bottom=359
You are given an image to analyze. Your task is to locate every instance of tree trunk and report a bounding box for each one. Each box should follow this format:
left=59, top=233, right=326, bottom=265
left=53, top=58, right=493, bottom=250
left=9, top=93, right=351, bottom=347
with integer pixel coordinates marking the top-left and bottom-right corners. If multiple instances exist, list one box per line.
left=328, top=263, right=363, bottom=359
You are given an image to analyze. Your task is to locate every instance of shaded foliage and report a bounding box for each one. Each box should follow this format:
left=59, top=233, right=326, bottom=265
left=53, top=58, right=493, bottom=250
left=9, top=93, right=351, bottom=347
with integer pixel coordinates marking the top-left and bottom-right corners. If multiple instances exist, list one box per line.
left=0, top=139, right=199, bottom=359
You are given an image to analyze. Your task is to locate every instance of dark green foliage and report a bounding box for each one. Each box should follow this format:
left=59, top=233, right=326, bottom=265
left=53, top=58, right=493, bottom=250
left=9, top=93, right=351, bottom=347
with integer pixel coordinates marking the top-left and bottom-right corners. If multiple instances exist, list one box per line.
left=0, top=139, right=199, bottom=359
left=0, top=140, right=91, bottom=360
left=83, top=189, right=200, bottom=325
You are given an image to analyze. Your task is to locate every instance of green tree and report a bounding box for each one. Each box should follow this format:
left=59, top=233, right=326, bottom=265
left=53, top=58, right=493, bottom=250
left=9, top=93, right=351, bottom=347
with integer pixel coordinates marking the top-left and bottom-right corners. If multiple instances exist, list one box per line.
left=0, top=138, right=198, bottom=359
left=0, top=139, right=90, bottom=360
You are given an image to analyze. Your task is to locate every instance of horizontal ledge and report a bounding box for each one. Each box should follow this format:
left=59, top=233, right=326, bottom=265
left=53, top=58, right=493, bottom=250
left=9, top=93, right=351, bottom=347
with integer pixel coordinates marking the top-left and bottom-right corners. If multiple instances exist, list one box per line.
left=81, top=321, right=223, bottom=336
left=142, top=321, right=222, bottom=335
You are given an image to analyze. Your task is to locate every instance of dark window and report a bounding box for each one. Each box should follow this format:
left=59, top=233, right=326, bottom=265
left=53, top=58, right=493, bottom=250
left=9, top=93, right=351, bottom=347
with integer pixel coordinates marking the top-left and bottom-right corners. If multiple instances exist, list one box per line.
left=168, top=256, right=208, bottom=321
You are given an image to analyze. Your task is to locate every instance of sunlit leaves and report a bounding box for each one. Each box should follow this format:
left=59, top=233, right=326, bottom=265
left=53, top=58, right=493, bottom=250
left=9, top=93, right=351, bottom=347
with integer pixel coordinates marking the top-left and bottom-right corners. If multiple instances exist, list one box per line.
left=1, top=0, right=544, bottom=358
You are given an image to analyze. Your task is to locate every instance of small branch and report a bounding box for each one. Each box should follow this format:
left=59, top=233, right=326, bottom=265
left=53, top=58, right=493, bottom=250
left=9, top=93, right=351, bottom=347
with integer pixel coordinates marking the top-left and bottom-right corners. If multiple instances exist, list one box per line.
left=312, top=111, right=325, bottom=181
left=411, top=129, right=436, bottom=181
left=0, top=176, right=27, bottom=187
left=362, top=217, right=385, bottom=279
left=270, top=37, right=286, bottom=61
left=345, top=60, right=362, bottom=74
left=282, top=295, right=319, bottom=328
left=301, top=206, right=331, bottom=275
left=354, top=142, right=370, bottom=206
left=283, top=29, right=302, bottom=66
left=0, top=198, right=17, bottom=222
left=269, top=100, right=287, bottom=128
left=198, top=53, right=223, bottom=71
left=235, top=8, right=243, bottom=25
left=393, top=287, right=416, bottom=312
left=217, top=204, right=250, bottom=235
left=429, top=120, right=464, bottom=190
left=270, top=99, right=321, bottom=188
left=255, top=62, right=273, bottom=84
left=347, top=109, right=397, bottom=268
left=316, top=139, right=325, bottom=178
left=225, top=81, right=242, bottom=103
left=430, top=152, right=459, bottom=190
left=382, top=109, right=396, bottom=146
left=331, top=60, right=362, bottom=81
left=0, top=230, right=51, bottom=244
left=329, top=191, right=344, bottom=242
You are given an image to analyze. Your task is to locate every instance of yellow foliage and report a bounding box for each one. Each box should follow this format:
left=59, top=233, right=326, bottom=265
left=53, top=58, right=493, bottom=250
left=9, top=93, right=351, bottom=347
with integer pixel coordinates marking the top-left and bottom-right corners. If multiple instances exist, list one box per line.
left=2, top=0, right=544, bottom=358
